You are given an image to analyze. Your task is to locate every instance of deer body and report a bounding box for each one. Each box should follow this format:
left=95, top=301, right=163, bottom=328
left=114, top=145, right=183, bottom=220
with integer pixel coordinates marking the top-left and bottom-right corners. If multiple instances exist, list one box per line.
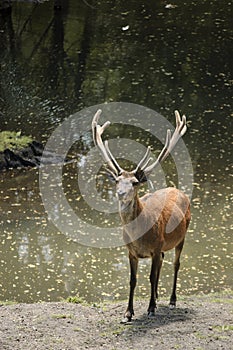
left=120, top=185, right=190, bottom=321
left=92, top=109, right=191, bottom=322
left=121, top=187, right=190, bottom=256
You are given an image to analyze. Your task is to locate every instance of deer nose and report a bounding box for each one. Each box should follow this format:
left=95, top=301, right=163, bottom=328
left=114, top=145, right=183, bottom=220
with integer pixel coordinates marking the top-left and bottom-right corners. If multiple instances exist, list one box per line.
left=117, top=189, right=126, bottom=199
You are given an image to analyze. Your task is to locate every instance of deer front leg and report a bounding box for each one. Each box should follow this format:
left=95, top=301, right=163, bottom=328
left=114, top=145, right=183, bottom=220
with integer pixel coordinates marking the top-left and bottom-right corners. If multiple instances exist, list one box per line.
left=170, top=239, right=184, bottom=308
left=122, top=253, right=138, bottom=323
left=148, top=253, right=161, bottom=317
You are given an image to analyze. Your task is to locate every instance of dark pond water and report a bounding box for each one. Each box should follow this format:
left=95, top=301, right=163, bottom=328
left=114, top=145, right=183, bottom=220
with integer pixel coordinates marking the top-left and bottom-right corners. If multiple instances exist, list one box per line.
left=0, top=0, right=232, bottom=303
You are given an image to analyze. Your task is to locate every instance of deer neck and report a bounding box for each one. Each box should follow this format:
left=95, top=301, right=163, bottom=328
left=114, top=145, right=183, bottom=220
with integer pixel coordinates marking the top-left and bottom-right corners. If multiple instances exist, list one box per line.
left=118, top=194, right=143, bottom=225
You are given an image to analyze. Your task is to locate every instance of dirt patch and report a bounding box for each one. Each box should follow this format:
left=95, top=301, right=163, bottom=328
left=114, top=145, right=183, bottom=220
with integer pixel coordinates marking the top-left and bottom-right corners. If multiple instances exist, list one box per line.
left=0, top=293, right=232, bottom=350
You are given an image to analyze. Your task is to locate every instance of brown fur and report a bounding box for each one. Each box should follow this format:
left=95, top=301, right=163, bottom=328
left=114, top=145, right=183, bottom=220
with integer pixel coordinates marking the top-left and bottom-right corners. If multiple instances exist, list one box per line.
left=119, top=183, right=191, bottom=322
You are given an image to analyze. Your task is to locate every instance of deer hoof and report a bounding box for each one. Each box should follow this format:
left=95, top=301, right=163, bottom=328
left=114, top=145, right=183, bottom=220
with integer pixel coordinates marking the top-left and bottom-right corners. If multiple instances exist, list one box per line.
left=148, top=311, right=155, bottom=318
left=121, top=310, right=133, bottom=323
left=121, top=316, right=132, bottom=324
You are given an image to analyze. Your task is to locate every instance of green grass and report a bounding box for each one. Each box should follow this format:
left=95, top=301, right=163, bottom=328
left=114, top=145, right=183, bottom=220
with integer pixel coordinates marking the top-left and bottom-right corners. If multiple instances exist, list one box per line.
left=0, top=300, right=17, bottom=306
left=214, top=325, right=233, bottom=332
left=190, top=289, right=233, bottom=305
left=51, top=313, right=73, bottom=319
left=100, top=325, right=126, bottom=337
left=209, top=297, right=233, bottom=304
left=66, top=295, right=85, bottom=303
left=65, top=295, right=101, bottom=308
left=65, top=295, right=87, bottom=305
left=0, top=131, right=32, bottom=152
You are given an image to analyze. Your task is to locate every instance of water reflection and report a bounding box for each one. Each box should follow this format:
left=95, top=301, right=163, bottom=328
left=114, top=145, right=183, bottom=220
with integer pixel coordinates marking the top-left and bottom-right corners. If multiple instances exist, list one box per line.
left=0, top=142, right=231, bottom=303
left=0, top=0, right=232, bottom=303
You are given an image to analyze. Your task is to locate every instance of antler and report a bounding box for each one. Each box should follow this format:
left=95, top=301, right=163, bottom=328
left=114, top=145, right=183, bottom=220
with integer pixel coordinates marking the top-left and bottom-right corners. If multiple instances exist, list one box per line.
left=92, top=109, right=123, bottom=177
left=92, top=109, right=187, bottom=182
left=134, top=110, right=187, bottom=178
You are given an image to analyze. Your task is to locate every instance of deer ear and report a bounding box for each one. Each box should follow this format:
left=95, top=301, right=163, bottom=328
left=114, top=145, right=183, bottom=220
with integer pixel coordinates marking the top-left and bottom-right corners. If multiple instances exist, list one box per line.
left=135, top=170, right=148, bottom=184
left=139, top=176, right=148, bottom=184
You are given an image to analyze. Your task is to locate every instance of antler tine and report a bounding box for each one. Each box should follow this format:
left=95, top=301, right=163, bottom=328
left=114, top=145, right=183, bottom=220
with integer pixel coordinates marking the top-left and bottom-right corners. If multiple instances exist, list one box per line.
left=132, top=146, right=151, bottom=174
left=104, top=140, right=123, bottom=175
left=143, top=110, right=187, bottom=176
left=170, top=110, right=187, bottom=143
left=156, top=128, right=172, bottom=164
left=141, top=157, right=153, bottom=171
left=92, top=109, right=122, bottom=176
left=92, top=109, right=111, bottom=146
left=159, top=110, right=186, bottom=162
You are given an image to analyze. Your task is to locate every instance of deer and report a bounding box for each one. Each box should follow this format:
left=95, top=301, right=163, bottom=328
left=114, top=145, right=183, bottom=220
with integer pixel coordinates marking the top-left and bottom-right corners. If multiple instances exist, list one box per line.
left=92, top=109, right=191, bottom=323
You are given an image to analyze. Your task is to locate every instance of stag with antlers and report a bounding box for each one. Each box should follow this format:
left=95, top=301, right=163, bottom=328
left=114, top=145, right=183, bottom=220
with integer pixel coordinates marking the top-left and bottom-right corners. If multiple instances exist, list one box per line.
left=92, top=109, right=191, bottom=323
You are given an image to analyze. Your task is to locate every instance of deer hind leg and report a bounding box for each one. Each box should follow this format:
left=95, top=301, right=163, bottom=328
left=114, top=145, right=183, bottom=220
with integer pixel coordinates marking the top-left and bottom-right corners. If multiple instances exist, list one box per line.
left=148, top=253, right=161, bottom=317
left=123, top=253, right=138, bottom=323
left=155, top=252, right=164, bottom=299
left=170, top=239, right=185, bottom=308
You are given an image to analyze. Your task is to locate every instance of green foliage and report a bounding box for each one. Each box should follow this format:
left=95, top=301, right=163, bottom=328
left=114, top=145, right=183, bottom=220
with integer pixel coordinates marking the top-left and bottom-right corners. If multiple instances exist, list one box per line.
left=0, top=131, right=32, bottom=152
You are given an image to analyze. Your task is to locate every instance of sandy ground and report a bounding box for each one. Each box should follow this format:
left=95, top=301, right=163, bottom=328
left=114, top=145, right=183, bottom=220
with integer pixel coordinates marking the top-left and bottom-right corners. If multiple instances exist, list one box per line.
left=0, top=293, right=232, bottom=350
